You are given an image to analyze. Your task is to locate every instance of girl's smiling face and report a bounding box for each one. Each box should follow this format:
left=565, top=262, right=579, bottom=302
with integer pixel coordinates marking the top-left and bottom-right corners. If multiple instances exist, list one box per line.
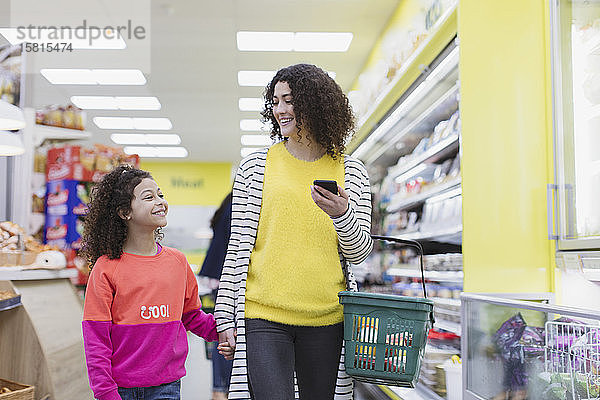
left=127, top=178, right=168, bottom=229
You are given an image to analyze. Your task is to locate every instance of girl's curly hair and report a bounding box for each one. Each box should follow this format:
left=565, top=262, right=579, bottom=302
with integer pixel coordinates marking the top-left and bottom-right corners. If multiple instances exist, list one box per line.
left=261, top=64, right=355, bottom=159
left=80, top=164, right=162, bottom=267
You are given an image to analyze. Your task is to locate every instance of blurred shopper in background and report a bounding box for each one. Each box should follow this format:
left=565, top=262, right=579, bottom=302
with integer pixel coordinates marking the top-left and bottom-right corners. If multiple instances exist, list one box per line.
left=215, top=64, right=373, bottom=400
left=199, top=192, right=234, bottom=400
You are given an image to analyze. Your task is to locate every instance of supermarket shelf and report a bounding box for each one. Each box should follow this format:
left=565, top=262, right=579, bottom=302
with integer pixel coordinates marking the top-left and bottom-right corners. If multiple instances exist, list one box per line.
left=363, top=81, right=460, bottom=165
left=388, top=135, right=459, bottom=183
left=586, top=32, right=600, bottom=54
left=395, top=224, right=462, bottom=243
left=432, top=297, right=461, bottom=307
left=583, top=268, right=600, bottom=282
left=33, top=124, right=92, bottom=146
left=434, top=319, right=461, bottom=335
left=0, top=266, right=78, bottom=281
left=386, top=267, right=463, bottom=283
left=383, top=383, right=445, bottom=400
left=348, top=5, right=458, bottom=152
left=415, top=383, right=446, bottom=400
left=387, top=179, right=461, bottom=213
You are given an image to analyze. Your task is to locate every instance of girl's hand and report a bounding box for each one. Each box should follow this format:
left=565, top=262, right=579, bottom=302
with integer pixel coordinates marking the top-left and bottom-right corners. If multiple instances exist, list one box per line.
left=311, top=184, right=349, bottom=218
left=217, top=328, right=236, bottom=360
left=217, top=342, right=235, bottom=360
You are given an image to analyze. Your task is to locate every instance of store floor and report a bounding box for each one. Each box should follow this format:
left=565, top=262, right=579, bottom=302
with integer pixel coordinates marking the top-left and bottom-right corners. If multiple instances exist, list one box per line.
left=182, top=333, right=374, bottom=400
left=181, top=332, right=212, bottom=399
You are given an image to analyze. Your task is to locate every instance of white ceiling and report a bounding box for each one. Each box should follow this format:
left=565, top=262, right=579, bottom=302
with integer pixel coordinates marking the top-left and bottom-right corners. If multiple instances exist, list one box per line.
left=4, top=0, right=400, bottom=162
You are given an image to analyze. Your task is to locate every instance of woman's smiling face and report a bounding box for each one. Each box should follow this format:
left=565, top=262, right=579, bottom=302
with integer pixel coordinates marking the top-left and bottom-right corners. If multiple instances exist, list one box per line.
left=272, top=81, right=297, bottom=138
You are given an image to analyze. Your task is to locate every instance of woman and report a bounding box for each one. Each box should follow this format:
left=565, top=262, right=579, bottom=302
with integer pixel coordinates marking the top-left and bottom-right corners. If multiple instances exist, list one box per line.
left=215, top=63, right=372, bottom=400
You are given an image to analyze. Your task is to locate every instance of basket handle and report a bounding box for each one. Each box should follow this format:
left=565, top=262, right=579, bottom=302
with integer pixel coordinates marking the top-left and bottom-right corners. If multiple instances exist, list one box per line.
left=370, top=235, right=428, bottom=299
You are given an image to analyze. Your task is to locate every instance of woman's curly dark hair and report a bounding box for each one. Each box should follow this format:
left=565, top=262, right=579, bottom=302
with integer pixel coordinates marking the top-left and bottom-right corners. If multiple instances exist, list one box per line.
left=80, top=164, right=162, bottom=267
left=261, top=63, right=355, bottom=159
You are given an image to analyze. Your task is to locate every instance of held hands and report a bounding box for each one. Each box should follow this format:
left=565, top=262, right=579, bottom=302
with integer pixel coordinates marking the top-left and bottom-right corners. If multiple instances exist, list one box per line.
left=217, top=328, right=236, bottom=360
left=311, top=184, right=349, bottom=218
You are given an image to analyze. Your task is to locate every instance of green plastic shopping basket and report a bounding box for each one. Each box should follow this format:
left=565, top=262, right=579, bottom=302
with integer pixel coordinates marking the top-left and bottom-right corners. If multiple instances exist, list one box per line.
left=338, top=235, right=434, bottom=387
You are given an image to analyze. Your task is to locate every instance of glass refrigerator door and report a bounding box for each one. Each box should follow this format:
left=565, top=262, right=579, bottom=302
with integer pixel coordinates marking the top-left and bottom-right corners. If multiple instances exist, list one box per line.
left=551, top=0, right=600, bottom=250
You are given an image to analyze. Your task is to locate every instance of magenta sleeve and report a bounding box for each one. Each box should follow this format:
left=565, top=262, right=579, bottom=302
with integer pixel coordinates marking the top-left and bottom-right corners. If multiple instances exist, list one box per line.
left=82, top=320, right=121, bottom=400
left=182, top=308, right=219, bottom=342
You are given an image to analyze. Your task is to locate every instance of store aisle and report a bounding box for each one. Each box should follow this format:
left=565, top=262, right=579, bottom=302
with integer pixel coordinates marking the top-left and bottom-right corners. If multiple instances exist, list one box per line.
left=182, top=332, right=213, bottom=400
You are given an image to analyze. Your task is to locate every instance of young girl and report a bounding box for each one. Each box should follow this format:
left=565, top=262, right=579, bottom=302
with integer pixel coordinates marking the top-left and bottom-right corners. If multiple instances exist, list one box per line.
left=81, top=165, right=227, bottom=400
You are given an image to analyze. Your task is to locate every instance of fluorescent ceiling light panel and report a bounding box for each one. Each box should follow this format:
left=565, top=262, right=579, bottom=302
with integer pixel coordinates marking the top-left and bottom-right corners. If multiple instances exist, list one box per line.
left=0, top=28, right=127, bottom=49
left=143, top=134, right=181, bottom=145
left=241, top=134, right=272, bottom=146
left=237, top=31, right=352, bottom=52
left=40, top=69, right=146, bottom=85
left=72, top=96, right=160, bottom=110
left=115, top=97, right=161, bottom=110
left=41, top=69, right=96, bottom=84
left=124, top=146, right=157, bottom=157
left=94, top=69, right=146, bottom=85
left=294, top=32, right=353, bottom=52
left=133, top=117, right=172, bottom=130
left=71, top=96, right=118, bottom=109
left=237, top=32, right=294, bottom=51
left=93, top=116, right=135, bottom=129
left=111, top=133, right=181, bottom=145
left=239, top=97, right=264, bottom=112
left=123, top=146, right=188, bottom=158
left=111, top=133, right=146, bottom=145
left=241, top=147, right=261, bottom=158
left=240, top=119, right=267, bottom=132
left=94, top=117, right=172, bottom=130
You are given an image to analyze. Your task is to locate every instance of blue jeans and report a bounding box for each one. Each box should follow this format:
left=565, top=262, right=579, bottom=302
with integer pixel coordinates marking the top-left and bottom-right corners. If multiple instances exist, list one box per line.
left=117, top=379, right=180, bottom=400
left=212, top=341, right=233, bottom=392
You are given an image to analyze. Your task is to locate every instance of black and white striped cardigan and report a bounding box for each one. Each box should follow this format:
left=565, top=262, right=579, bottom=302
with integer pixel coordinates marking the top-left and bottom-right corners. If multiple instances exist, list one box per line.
left=214, top=147, right=373, bottom=399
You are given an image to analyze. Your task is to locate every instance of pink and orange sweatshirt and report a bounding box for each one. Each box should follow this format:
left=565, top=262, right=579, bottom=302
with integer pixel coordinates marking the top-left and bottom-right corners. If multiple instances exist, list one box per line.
left=82, top=246, right=218, bottom=400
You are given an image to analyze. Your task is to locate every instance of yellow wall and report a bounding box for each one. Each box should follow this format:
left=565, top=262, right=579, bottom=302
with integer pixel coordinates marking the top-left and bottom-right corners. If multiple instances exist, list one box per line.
left=139, top=161, right=232, bottom=206
left=459, top=0, right=554, bottom=293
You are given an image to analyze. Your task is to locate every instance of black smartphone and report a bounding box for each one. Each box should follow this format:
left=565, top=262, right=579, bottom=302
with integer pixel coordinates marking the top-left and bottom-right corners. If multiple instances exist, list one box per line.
left=313, top=180, right=338, bottom=195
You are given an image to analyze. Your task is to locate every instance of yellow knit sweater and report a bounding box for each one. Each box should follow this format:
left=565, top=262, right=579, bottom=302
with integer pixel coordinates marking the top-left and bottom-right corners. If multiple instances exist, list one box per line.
left=245, top=142, right=346, bottom=326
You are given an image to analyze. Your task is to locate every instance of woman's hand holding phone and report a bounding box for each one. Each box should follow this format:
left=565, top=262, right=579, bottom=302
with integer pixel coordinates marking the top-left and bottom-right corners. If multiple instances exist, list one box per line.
left=311, top=182, right=349, bottom=218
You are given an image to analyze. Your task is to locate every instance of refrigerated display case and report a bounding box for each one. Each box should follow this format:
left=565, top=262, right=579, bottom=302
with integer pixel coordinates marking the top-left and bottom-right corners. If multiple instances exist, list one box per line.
left=461, top=293, right=600, bottom=400
left=550, top=0, right=600, bottom=251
